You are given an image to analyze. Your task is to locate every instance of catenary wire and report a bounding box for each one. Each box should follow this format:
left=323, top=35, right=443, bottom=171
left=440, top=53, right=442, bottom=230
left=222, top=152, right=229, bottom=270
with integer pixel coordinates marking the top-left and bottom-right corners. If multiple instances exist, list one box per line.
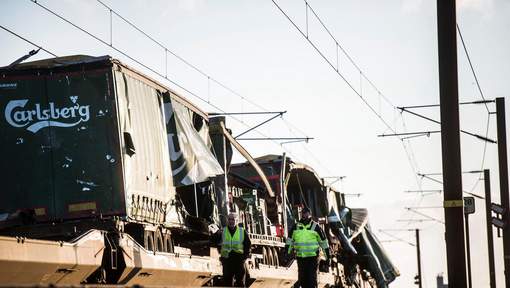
left=95, top=0, right=270, bottom=114
left=271, top=0, right=430, bottom=227
left=457, top=23, right=492, bottom=192
left=456, top=24, right=490, bottom=113
left=271, top=0, right=426, bottom=189
left=25, top=0, right=307, bottom=162
left=304, top=0, right=395, bottom=108
left=271, top=0, right=396, bottom=135
left=0, top=25, right=58, bottom=57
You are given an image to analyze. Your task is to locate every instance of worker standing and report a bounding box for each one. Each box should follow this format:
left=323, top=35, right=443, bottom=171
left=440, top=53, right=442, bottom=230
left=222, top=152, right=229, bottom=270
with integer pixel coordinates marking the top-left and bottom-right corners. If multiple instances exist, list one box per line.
left=286, top=207, right=330, bottom=288
left=212, top=212, right=251, bottom=287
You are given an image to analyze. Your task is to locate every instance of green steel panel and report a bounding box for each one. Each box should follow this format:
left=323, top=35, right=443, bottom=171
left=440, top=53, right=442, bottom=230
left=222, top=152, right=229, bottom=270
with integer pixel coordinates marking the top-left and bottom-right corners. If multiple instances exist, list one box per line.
left=0, top=69, right=124, bottom=221
left=0, top=77, right=55, bottom=219
left=45, top=71, right=123, bottom=219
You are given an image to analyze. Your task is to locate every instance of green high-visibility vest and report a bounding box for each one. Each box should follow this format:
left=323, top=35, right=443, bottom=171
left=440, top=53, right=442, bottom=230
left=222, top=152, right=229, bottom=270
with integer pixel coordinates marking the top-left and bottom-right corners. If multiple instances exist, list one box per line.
left=289, top=221, right=328, bottom=258
left=221, top=226, right=244, bottom=258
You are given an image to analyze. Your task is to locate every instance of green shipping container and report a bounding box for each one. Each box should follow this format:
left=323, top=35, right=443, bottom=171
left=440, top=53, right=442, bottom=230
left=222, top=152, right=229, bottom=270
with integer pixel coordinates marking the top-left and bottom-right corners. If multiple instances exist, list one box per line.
left=0, top=55, right=195, bottom=224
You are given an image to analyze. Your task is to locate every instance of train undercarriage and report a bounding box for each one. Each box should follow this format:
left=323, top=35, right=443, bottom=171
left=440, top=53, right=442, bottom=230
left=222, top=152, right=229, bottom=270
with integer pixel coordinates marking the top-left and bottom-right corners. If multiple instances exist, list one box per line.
left=0, top=218, right=378, bottom=287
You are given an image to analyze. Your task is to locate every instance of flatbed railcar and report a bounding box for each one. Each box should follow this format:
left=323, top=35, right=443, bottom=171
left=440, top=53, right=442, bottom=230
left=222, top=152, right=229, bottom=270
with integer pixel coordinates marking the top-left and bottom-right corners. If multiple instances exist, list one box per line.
left=0, top=55, right=397, bottom=287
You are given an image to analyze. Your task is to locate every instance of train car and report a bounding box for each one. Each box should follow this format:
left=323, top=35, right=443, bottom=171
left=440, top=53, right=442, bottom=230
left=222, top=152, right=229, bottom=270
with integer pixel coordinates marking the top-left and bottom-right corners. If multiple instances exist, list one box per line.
left=230, top=155, right=400, bottom=287
left=0, top=55, right=398, bottom=287
left=0, top=55, right=227, bottom=284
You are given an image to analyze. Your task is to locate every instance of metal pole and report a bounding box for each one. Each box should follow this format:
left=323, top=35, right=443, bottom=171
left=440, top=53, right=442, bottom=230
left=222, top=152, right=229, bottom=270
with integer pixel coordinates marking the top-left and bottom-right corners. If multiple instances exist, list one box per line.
left=465, top=213, right=472, bottom=288
left=281, top=152, right=288, bottom=238
left=496, top=97, right=510, bottom=286
left=436, top=0, right=468, bottom=286
left=416, top=229, right=422, bottom=288
left=209, top=117, right=230, bottom=226
left=484, top=169, right=496, bottom=288
left=193, top=158, right=199, bottom=217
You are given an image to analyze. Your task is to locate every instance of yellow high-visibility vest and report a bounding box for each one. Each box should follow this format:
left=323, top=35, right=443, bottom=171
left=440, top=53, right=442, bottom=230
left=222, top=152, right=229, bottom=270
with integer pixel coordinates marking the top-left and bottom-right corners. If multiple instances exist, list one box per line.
left=221, top=226, right=244, bottom=258
left=288, top=222, right=329, bottom=258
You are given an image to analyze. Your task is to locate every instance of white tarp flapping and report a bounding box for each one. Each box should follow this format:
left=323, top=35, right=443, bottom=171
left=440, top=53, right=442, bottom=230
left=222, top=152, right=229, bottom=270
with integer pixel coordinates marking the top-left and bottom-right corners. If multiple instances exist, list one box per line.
left=164, top=97, right=223, bottom=186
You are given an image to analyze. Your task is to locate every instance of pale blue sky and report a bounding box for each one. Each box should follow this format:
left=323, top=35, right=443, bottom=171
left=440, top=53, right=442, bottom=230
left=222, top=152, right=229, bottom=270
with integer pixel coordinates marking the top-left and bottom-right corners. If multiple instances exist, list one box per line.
left=1, top=1, right=510, bottom=287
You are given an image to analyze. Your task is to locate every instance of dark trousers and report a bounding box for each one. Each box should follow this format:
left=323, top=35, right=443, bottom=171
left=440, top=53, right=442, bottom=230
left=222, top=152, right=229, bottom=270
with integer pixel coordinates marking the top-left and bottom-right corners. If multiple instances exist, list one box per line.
left=297, top=256, right=318, bottom=288
left=222, top=253, right=247, bottom=287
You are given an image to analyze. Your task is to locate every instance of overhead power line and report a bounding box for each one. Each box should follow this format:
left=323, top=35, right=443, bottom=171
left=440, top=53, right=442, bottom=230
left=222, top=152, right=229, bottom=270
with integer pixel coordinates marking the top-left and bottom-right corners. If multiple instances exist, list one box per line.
left=0, top=25, right=57, bottom=57
left=95, top=0, right=270, bottom=114
left=270, top=0, right=432, bottom=228
left=397, top=107, right=496, bottom=143
left=405, top=208, right=444, bottom=225
left=28, top=0, right=227, bottom=113
left=24, top=0, right=312, bottom=163
left=456, top=23, right=492, bottom=193
left=271, top=0, right=396, bottom=134
left=418, top=173, right=484, bottom=199
left=456, top=24, right=489, bottom=113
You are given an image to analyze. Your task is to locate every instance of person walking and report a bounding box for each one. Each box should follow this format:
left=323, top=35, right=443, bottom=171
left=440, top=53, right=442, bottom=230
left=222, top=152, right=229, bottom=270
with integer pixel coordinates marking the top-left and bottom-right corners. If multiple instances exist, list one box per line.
left=213, top=212, right=251, bottom=287
left=286, top=207, right=330, bottom=288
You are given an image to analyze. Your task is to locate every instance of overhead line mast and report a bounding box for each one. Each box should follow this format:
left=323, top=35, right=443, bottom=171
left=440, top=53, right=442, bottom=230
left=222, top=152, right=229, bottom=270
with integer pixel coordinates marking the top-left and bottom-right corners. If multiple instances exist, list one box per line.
left=437, top=0, right=468, bottom=286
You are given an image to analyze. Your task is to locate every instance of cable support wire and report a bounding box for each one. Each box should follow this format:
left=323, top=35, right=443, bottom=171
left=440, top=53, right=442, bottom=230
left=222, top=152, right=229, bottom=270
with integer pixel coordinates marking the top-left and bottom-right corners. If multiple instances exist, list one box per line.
left=27, top=0, right=306, bottom=162
left=405, top=208, right=444, bottom=225
left=398, top=113, right=426, bottom=226
left=456, top=24, right=492, bottom=193
left=271, top=0, right=396, bottom=135
left=0, top=25, right=57, bottom=57
left=274, top=2, right=428, bottom=217
left=274, top=2, right=492, bottom=229
left=272, top=0, right=428, bottom=229
left=281, top=120, right=331, bottom=172
left=398, top=107, right=495, bottom=143
left=378, top=230, right=415, bottom=246
left=301, top=0, right=395, bottom=108
left=469, top=113, right=491, bottom=192
left=95, top=0, right=269, bottom=114
left=418, top=173, right=484, bottom=199
left=92, top=0, right=333, bottom=172
left=456, top=23, right=490, bottom=113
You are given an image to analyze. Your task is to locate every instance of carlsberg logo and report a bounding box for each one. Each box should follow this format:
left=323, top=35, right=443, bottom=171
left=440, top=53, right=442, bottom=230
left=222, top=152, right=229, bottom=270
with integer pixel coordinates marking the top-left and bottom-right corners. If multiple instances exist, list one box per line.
left=5, top=96, right=91, bottom=133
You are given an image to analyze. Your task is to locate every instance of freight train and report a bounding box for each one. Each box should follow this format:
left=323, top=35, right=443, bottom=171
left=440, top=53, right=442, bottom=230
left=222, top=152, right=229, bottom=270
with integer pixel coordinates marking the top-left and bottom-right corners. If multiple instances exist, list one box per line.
left=0, top=55, right=399, bottom=287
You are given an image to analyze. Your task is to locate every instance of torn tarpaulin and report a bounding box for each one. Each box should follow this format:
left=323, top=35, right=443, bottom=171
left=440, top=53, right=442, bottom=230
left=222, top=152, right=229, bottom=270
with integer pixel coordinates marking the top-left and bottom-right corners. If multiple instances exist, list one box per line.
left=164, top=97, right=223, bottom=186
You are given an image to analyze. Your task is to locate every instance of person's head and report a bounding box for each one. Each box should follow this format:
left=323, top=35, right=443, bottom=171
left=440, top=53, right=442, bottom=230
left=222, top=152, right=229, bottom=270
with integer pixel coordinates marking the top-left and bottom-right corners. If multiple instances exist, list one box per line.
left=227, top=213, right=237, bottom=229
left=301, top=207, right=312, bottom=220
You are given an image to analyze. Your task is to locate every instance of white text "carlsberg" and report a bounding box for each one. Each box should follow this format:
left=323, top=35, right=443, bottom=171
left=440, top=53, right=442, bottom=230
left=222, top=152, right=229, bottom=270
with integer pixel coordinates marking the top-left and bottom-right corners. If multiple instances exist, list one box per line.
left=5, top=96, right=91, bottom=133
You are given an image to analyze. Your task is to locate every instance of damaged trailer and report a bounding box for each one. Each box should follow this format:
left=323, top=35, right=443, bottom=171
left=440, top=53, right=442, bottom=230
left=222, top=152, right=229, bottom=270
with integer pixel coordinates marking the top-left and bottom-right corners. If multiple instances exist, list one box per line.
left=230, top=155, right=400, bottom=287
left=0, top=55, right=227, bottom=285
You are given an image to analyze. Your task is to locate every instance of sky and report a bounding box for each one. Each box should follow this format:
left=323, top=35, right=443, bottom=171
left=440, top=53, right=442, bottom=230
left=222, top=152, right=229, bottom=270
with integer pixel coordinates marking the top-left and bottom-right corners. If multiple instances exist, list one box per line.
left=1, top=0, right=510, bottom=287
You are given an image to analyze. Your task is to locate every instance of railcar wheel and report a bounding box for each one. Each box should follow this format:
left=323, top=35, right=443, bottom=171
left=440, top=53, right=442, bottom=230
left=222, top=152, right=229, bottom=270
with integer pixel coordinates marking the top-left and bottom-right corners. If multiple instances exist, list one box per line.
left=266, top=247, right=274, bottom=266
left=164, top=233, right=174, bottom=253
left=154, top=230, right=164, bottom=252
left=272, top=247, right=279, bottom=267
left=262, top=247, right=269, bottom=265
left=144, top=230, right=154, bottom=251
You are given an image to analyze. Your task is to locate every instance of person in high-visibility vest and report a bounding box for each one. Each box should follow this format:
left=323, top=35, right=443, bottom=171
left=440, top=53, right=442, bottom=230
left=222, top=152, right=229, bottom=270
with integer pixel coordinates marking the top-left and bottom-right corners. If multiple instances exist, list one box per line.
left=286, top=207, right=330, bottom=288
left=212, top=212, right=251, bottom=287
